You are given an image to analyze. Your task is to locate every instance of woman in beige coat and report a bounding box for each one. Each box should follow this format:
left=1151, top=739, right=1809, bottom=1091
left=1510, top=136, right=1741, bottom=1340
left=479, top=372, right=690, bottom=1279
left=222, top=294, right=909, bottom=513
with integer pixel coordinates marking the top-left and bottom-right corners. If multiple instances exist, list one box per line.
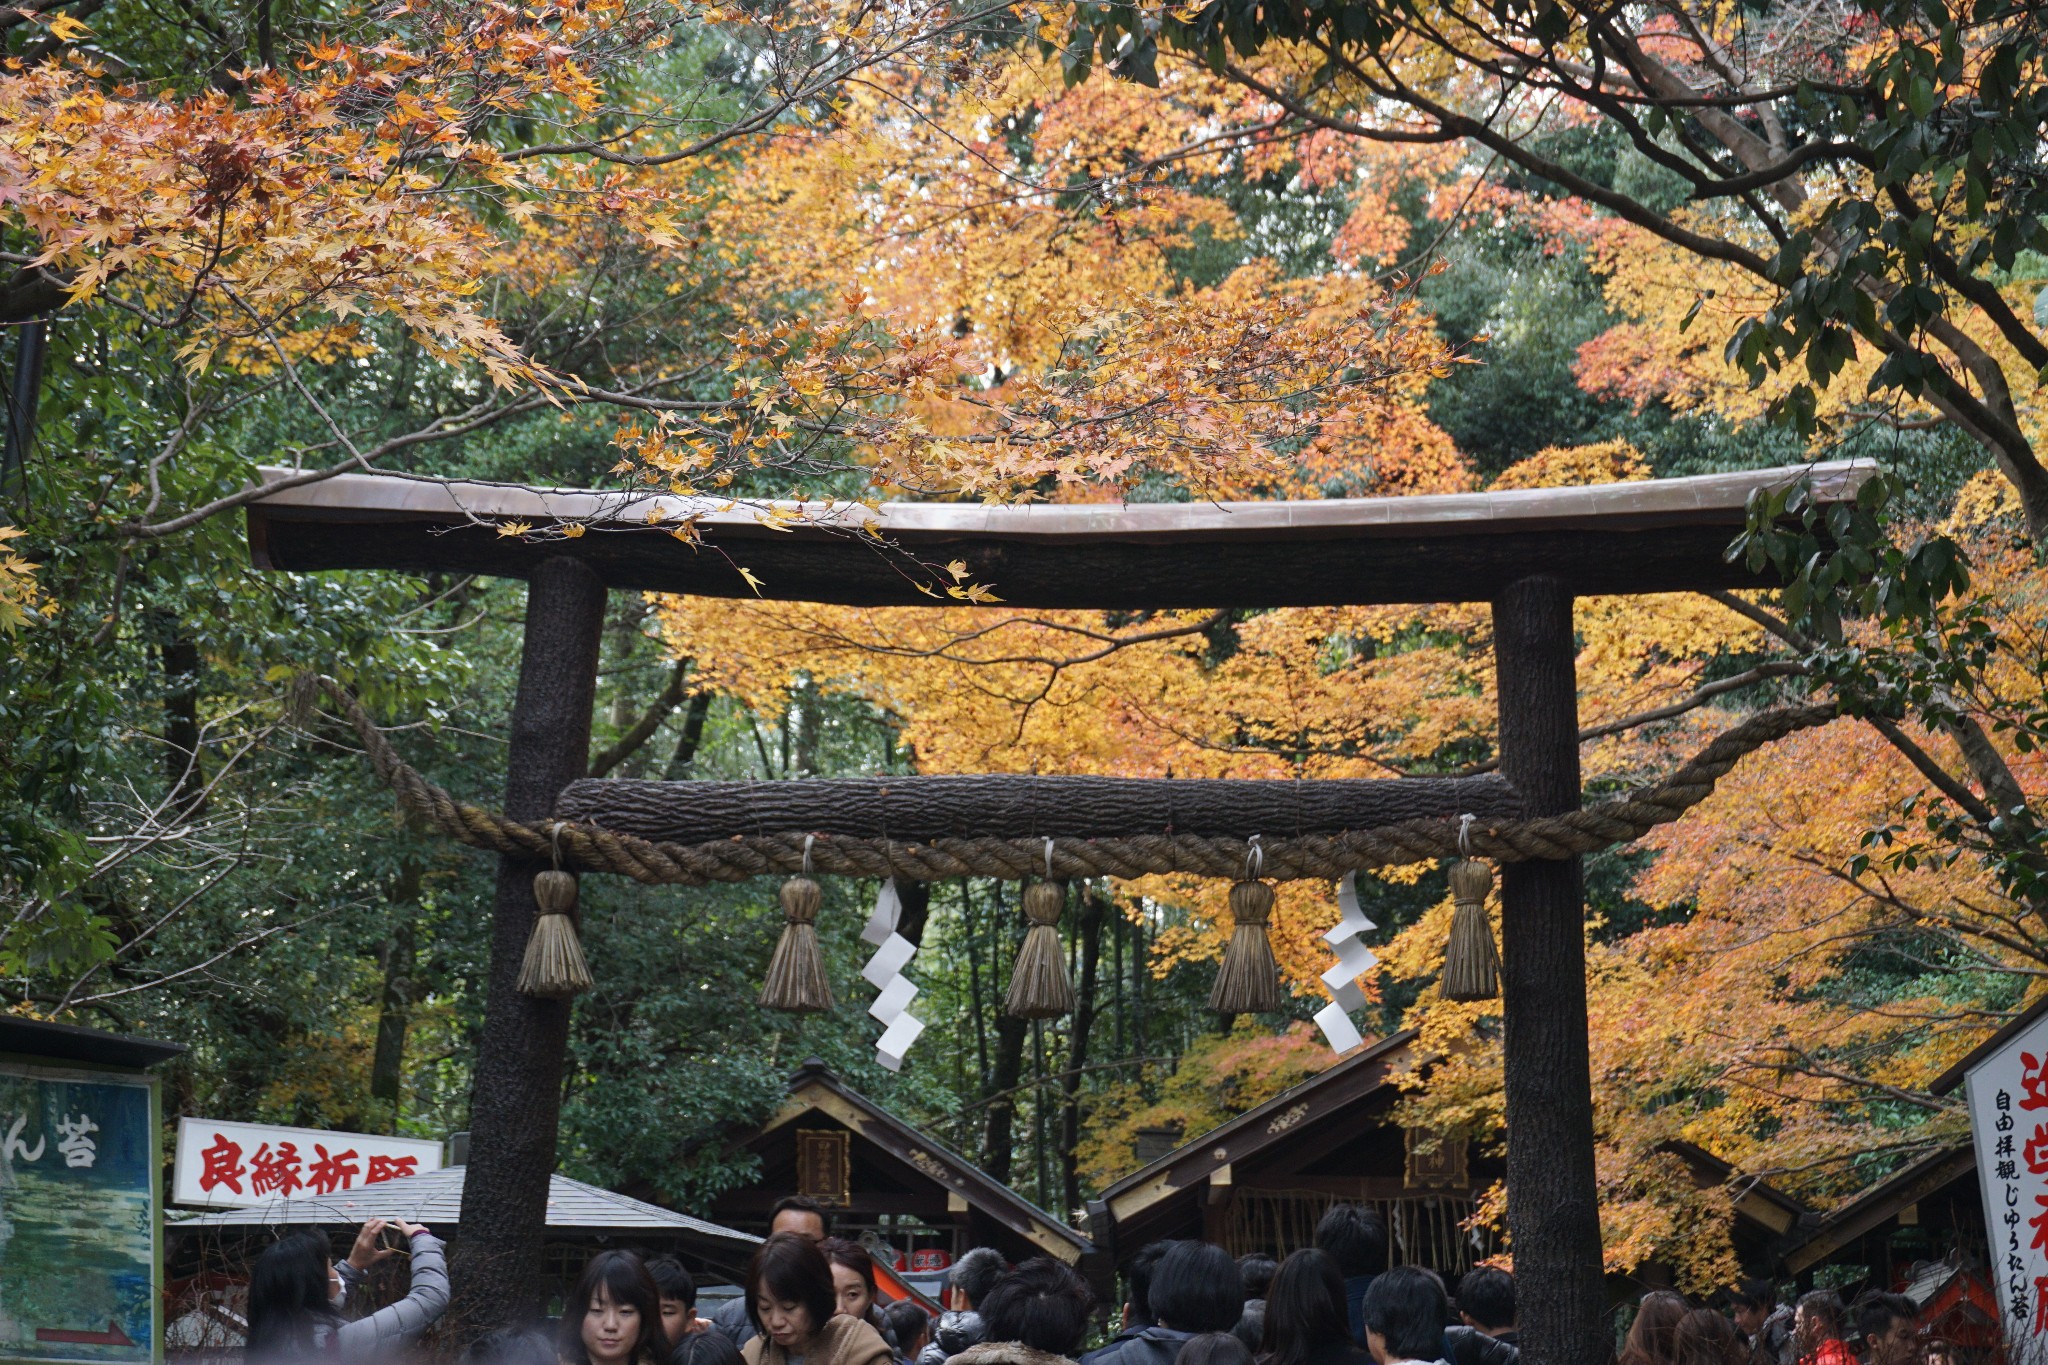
left=739, top=1234, right=894, bottom=1365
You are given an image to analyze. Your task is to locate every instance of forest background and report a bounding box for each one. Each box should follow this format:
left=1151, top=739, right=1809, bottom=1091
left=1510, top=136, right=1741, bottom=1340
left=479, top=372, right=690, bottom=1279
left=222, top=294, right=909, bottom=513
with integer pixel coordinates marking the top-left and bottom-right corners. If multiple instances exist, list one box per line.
left=2, top=0, right=2045, bottom=1296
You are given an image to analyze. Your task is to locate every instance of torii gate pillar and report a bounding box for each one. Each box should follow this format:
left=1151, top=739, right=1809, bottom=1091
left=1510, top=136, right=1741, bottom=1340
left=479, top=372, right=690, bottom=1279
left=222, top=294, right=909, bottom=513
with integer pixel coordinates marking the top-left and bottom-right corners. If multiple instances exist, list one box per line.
left=451, top=555, right=607, bottom=1331
left=1493, top=576, right=1605, bottom=1365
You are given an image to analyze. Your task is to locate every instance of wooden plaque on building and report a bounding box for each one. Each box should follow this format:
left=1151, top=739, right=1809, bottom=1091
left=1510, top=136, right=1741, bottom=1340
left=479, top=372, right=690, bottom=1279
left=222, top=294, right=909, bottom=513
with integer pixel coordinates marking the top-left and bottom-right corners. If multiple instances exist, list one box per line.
left=1403, top=1128, right=1467, bottom=1190
left=797, top=1128, right=851, bottom=1206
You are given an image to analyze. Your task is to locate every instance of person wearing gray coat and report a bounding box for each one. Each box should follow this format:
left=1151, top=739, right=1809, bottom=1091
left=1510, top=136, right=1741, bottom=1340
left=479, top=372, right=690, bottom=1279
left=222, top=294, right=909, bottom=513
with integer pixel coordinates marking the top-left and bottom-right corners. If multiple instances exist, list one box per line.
left=246, top=1217, right=449, bottom=1360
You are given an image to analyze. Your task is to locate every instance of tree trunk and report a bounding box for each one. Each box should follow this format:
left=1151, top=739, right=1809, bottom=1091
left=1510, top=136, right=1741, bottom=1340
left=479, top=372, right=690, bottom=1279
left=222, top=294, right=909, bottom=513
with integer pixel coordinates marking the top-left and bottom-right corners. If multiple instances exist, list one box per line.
left=449, top=557, right=606, bottom=1337
left=1060, top=886, right=1106, bottom=1213
left=896, top=879, right=931, bottom=947
left=983, top=1012, right=1028, bottom=1183
left=160, top=627, right=206, bottom=818
left=370, top=907, right=419, bottom=1120
left=983, top=881, right=1028, bottom=1181
left=1492, top=577, right=1605, bottom=1365
left=663, top=692, right=713, bottom=780
left=557, top=773, right=1521, bottom=841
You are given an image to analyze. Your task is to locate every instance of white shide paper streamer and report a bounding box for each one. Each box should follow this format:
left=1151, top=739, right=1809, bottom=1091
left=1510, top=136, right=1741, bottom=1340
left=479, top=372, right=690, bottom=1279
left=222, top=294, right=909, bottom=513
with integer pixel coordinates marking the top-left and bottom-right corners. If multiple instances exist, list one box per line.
left=1316, top=871, right=1379, bottom=1053
left=861, top=878, right=924, bottom=1071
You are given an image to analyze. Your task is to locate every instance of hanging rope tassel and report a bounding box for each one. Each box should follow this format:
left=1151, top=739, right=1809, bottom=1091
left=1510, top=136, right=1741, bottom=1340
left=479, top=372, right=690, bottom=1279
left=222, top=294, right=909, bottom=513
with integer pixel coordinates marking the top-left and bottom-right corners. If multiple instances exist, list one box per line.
left=1441, top=817, right=1500, bottom=1001
left=1210, top=838, right=1281, bottom=1014
left=1005, top=865, right=1076, bottom=1018
left=761, top=871, right=834, bottom=1012
left=518, top=868, right=595, bottom=999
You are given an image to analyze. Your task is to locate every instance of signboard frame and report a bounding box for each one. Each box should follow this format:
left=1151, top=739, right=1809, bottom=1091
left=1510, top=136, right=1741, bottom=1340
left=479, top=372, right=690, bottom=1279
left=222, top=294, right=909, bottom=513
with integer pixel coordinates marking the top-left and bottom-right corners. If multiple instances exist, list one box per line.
left=1966, top=1009, right=2048, bottom=1364
left=170, top=1118, right=444, bottom=1211
left=0, top=1059, right=162, bottom=1365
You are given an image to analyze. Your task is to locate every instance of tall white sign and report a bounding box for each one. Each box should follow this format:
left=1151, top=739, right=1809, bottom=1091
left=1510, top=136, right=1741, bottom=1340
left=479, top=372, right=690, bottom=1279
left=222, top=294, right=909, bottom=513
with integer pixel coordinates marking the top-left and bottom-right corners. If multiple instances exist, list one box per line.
left=171, top=1117, right=443, bottom=1209
left=1967, top=1012, right=2048, bottom=1358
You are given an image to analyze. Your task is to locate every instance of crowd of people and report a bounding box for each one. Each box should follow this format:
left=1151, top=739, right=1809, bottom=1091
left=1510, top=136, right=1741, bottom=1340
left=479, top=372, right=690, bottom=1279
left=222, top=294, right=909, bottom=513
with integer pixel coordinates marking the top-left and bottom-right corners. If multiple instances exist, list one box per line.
left=235, top=1197, right=1945, bottom=1365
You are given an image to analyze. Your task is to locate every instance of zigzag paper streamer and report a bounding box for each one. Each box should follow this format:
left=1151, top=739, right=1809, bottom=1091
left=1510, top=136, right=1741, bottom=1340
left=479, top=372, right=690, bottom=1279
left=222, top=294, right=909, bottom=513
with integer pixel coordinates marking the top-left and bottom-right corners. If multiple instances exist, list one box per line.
left=861, top=878, right=924, bottom=1072
left=1316, top=871, right=1379, bottom=1052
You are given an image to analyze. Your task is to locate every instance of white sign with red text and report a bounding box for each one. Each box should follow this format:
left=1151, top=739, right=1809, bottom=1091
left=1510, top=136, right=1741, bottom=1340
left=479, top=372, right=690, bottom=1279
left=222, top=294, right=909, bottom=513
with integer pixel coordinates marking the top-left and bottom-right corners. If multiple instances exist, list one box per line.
left=1967, top=1011, right=2048, bottom=1362
left=171, top=1117, right=444, bottom=1209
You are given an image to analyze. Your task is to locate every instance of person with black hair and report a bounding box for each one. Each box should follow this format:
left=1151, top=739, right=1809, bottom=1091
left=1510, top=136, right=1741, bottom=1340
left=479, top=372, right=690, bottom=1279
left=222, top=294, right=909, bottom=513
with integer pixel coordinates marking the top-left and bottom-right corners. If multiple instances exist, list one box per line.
left=1315, top=1206, right=1389, bottom=1348
left=740, top=1233, right=892, bottom=1365
left=1258, top=1248, right=1370, bottom=1365
left=1851, top=1293, right=1919, bottom=1365
left=1442, top=1268, right=1516, bottom=1365
left=917, top=1247, right=1011, bottom=1365
left=1792, top=1293, right=1851, bottom=1365
left=675, top=1333, right=747, bottom=1365
left=947, top=1257, right=1096, bottom=1365
left=1233, top=1257, right=1278, bottom=1353
left=1360, top=1267, right=1449, bottom=1365
left=1730, top=1282, right=1792, bottom=1365
left=1178, top=1336, right=1255, bottom=1365
left=461, top=1326, right=560, bottom=1365
left=563, top=1250, right=671, bottom=1365
left=1078, top=1241, right=1170, bottom=1365
left=883, top=1301, right=933, bottom=1364
left=714, top=1198, right=837, bottom=1347
left=821, top=1238, right=900, bottom=1353
left=651, top=1257, right=711, bottom=1342
left=1083, top=1242, right=1243, bottom=1365
left=244, top=1217, right=448, bottom=1361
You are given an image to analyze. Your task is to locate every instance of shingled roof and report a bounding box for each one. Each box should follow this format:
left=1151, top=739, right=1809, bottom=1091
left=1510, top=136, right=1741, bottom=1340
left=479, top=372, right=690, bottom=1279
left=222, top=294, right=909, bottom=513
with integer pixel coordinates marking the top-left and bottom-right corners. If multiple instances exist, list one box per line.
left=171, top=1164, right=760, bottom=1250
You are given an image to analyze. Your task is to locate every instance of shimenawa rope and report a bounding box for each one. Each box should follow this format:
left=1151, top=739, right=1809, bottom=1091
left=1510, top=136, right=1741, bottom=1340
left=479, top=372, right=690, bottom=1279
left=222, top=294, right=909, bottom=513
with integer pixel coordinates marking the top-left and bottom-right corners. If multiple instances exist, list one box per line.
left=294, top=674, right=1838, bottom=885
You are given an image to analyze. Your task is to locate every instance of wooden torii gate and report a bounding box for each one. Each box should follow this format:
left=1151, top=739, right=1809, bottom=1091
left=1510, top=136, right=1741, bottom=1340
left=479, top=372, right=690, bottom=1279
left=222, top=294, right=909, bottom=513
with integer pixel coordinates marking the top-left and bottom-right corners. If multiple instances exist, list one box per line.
left=244, top=458, right=1872, bottom=1365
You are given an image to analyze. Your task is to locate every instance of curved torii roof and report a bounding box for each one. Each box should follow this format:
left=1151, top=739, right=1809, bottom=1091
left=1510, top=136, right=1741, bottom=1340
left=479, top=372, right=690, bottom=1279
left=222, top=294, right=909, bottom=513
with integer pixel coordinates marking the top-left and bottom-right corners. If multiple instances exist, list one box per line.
left=244, top=461, right=1874, bottom=609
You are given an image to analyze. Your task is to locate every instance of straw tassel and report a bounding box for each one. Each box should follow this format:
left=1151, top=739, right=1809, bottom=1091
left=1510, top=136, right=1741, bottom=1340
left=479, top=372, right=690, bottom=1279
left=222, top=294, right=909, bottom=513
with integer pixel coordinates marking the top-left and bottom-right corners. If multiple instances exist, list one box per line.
left=517, top=869, right=594, bottom=998
left=1441, top=858, right=1501, bottom=1002
left=1005, top=881, right=1076, bottom=1019
left=760, top=874, right=834, bottom=1012
left=1209, top=877, right=1282, bottom=1014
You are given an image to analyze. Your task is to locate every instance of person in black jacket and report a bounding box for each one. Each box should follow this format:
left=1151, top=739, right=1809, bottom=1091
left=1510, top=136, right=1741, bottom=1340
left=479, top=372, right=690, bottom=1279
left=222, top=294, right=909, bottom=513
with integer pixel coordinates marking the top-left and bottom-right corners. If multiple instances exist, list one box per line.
left=1257, top=1249, right=1371, bottom=1365
left=1081, top=1243, right=1242, bottom=1365
left=1233, top=1257, right=1278, bottom=1354
left=1360, top=1268, right=1450, bottom=1365
left=1443, top=1269, right=1516, bottom=1365
left=1315, top=1206, right=1389, bottom=1349
left=918, top=1248, right=1010, bottom=1365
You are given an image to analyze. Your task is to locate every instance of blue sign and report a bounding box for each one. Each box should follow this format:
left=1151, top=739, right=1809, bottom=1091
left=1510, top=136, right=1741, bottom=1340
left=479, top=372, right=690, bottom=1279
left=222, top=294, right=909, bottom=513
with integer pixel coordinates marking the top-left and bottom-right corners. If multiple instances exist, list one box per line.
left=0, top=1065, right=157, bottom=1365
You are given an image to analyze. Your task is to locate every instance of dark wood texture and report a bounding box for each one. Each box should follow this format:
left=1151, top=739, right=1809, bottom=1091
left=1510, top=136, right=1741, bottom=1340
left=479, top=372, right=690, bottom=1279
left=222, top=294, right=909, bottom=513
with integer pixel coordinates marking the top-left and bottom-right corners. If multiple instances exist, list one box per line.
left=1492, top=578, right=1605, bottom=1365
left=252, top=513, right=1778, bottom=607
left=244, top=462, right=1873, bottom=608
left=450, top=557, right=606, bottom=1337
left=554, top=773, right=1522, bottom=841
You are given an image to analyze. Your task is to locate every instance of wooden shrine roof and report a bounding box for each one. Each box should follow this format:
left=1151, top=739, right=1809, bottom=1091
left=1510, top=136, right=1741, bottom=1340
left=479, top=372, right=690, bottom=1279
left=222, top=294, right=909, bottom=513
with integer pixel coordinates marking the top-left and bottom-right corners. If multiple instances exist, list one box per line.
left=244, top=461, right=1875, bottom=609
left=0, top=1015, right=186, bottom=1070
left=1089, top=1033, right=1807, bottom=1259
left=171, top=1165, right=762, bottom=1248
left=1090, top=1032, right=1420, bottom=1251
left=1780, top=1143, right=1976, bottom=1275
left=738, top=1060, right=1095, bottom=1264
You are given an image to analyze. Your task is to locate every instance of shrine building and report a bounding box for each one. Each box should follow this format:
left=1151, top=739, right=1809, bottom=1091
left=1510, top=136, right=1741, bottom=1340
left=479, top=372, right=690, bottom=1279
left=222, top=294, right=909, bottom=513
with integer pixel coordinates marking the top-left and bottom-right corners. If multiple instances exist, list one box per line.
left=705, top=1060, right=1100, bottom=1286
left=1087, top=1033, right=1806, bottom=1289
